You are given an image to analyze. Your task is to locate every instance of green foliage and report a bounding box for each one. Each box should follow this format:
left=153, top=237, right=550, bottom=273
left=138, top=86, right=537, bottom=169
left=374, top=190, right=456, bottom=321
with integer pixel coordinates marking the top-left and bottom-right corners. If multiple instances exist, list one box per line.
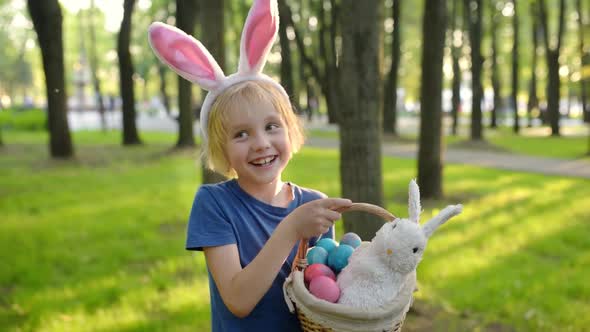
left=0, top=108, right=46, bottom=131
left=0, top=130, right=589, bottom=331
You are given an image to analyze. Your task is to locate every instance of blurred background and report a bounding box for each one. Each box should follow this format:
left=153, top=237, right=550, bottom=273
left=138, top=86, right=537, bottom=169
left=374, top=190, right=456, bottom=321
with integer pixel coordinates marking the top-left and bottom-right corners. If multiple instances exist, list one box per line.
left=1, top=0, right=589, bottom=331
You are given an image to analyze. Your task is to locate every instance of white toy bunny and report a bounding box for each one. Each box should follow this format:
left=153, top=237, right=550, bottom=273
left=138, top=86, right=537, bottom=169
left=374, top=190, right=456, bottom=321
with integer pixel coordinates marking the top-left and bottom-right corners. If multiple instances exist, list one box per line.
left=337, top=180, right=463, bottom=309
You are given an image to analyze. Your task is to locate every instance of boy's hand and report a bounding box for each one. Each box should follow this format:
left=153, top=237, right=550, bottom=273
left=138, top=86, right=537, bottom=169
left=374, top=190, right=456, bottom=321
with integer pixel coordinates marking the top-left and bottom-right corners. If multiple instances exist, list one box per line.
left=286, top=198, right=352, bottom=239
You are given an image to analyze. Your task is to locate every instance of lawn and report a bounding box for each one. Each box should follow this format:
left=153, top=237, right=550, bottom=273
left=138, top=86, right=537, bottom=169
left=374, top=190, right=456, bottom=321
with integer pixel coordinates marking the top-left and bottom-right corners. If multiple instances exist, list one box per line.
left=1, top=130, right=589, bottom=331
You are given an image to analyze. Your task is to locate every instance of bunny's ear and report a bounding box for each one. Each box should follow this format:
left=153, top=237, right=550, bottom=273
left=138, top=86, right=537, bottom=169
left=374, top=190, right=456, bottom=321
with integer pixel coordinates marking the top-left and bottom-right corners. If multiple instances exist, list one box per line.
left=148, top=22, right=225, bottom=91
left=238, top=0, right=279, bottom=75
left=422, top=204, right=463, bottom=238
left=408, top=179, right=421, bottom=223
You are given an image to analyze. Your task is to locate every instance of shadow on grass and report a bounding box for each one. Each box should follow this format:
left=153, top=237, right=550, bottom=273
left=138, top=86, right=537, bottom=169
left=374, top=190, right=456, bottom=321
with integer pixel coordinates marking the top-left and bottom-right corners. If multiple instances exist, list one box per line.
left=422, top=221, right=590, bottom=331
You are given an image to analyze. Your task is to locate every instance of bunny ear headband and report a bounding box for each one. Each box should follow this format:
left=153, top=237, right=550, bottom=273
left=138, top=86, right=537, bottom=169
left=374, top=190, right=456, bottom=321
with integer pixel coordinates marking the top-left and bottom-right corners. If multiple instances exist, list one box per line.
left=147, top=0, right=289, bottom=144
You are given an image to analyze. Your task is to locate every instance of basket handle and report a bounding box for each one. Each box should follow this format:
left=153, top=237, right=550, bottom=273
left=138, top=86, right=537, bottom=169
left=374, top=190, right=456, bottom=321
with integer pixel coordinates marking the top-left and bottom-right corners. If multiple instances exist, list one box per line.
left=291, top=202, right=397, bottom=272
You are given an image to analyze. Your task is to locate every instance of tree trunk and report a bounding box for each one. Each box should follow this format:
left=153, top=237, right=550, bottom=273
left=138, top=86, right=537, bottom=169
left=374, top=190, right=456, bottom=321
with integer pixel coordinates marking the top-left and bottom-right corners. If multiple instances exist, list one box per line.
left=576, top=0, right=588, bottom=122
left=489, top=0, right=499, bottom=129
left=527, top=4, right=539, bottom=128
left=383, top=0, right=401, bottom=135
left=117, top=0, right=142, bottom=145
left=418, top=0, right=447, bottom=200
left=546, top=50, right=561, bottom=136
left=321, top=0, right=341, bottom=125
left=278, top=0, right=296, bottom=110
left=465, top=0, right=484, bottom=140
left=538, top=0, right=565, bottom=136
left=511, top=0, right=520, bottom=133
left=176, top=0, right=198, bottom=148
left=157, top=62, right=173, bottom=119
left=339, top=0, right=384, bottom=240
left=451, top=0, right=462, bottom=136
left=27, top=0, right=74, bottom=158
left=200, top=0, right=226, bottom=184
left=88, top=0, right=107, bottom=132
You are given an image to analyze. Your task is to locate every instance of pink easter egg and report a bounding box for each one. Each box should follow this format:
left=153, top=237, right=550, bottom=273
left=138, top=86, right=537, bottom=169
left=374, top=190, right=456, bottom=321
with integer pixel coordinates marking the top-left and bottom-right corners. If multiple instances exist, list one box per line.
left=304, top=263, right=336, bottom=283
left=309, top=276, right=340, bottom=303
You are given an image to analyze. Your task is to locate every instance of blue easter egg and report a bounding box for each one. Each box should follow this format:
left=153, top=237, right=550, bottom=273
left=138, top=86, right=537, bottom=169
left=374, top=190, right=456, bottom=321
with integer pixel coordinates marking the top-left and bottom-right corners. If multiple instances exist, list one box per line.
left=327, top=244, right=355, bottom=273
left=340, top=232, right=362, bottom=249
left=315, top=238, right=339, bottom=253
left=307, top=246, right=329, bottom=265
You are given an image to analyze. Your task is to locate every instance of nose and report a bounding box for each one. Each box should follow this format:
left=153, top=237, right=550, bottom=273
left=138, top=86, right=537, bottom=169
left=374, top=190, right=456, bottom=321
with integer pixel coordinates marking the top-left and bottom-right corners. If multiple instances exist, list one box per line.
left=252, top=132, right=271, bottom=152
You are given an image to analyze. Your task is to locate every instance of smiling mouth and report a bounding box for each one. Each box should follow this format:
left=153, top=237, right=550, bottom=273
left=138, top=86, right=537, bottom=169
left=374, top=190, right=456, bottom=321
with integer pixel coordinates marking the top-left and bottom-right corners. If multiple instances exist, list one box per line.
left=249, top=155, right=278, bottom=167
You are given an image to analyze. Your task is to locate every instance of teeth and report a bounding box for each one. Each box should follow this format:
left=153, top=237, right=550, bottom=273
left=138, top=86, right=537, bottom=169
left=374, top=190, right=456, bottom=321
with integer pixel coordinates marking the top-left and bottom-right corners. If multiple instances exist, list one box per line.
left=252, top=156, right=275, bottom=165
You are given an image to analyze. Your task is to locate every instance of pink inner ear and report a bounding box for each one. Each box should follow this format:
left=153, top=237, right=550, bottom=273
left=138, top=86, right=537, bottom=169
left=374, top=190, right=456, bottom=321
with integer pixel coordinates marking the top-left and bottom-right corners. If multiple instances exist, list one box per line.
left=150, top=27, right=216, bottom=81
left=244, top=3, right=277, bottom=69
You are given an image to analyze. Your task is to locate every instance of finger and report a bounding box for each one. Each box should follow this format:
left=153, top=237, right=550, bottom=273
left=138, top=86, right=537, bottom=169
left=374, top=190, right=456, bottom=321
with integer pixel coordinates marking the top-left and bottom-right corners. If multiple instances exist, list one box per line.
left=324, top=210, right=341, bottom=222
left=317, top=198, right=352, bottom=209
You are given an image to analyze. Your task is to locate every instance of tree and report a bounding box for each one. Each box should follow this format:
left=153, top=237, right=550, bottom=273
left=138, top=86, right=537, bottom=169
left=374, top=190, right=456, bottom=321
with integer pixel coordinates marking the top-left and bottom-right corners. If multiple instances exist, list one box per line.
left=511, top=0, right=520, bottom=133
left=576, top=0, right=588, bottom=122
left=150, top=2, right=173, bottom=119
left=339, top=0, right=384, bottom=240
left=88, top=0, right=107, bottom=132
left=175, top=0, right=198, bottom=148
left=27, top=0, right=74, bottom=158
left=464, top=0, right=484, bottom=140
left=277, top=0, right=295, bottom=109
left=538, top=0, right=565, bottom=136
left=527, top=2, right=540, bottom=128
left=200, top=0, right=226, bottom=185
left=489, top=0, right=500, bottom=129
left=117, top=0, right=142, bottom=145
left=383, top=0, right=402, bottom=135
left=450, top=0, right=463, bottom=136
left=284, top=0, right=342, bottom=124
left=418, top=0, right=447, bottom=199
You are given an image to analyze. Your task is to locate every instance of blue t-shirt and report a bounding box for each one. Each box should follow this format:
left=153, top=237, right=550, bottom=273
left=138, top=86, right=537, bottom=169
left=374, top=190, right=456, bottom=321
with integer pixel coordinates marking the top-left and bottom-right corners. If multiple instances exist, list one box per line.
left=186, top=179, right=333, bottom=332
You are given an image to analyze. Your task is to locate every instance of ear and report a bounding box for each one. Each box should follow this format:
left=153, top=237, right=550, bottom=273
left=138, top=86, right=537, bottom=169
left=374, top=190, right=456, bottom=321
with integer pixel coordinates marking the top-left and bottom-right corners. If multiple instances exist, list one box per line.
left=238, top=0, right=279, bottom=75
left=148, top=22, right=225, bottom=91
left=422, top=204, right=463, bottom=238
left=408, top=179, right=421, bottom=223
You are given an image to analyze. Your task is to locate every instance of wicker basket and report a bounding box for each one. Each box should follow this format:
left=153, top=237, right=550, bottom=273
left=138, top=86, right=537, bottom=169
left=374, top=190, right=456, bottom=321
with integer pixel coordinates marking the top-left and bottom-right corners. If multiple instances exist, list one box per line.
left=283, top=203, right=416, bottom=332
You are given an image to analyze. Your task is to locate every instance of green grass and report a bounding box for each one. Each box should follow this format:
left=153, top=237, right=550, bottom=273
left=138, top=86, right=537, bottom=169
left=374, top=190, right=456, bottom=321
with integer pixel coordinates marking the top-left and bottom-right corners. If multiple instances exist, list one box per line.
left=484, top=127, right=589, bottom=159
left=308, top=124, right=590, bottom=159
left=1, top=130, right=589, bottom=331
left=0, top=108, right=46, bottom=132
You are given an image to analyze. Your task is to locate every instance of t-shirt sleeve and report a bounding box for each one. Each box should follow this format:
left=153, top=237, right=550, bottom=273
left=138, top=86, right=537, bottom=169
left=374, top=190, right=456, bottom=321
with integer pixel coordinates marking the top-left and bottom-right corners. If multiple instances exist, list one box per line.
left=185, top=186, right=237, bottom=251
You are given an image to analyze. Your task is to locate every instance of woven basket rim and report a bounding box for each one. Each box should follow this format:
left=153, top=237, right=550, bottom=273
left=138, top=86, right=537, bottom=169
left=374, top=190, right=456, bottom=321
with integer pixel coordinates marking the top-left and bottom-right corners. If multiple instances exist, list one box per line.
left=285, top=269, right=415, bottom=321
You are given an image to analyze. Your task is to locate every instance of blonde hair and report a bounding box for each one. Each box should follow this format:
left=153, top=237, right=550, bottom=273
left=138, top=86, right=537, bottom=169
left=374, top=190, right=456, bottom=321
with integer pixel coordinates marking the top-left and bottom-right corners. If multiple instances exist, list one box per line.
left=203, top=80, right=305, bottom=178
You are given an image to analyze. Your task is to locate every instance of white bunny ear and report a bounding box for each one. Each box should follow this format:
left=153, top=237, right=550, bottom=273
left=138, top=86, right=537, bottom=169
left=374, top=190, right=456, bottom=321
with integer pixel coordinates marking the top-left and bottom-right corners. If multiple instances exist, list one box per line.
left=422, top=204, right=463, bottom=238
left=408, top=179, right=421, bottom=223
left=148, top=22, right=225, bottom=91
left=238, top=0, right=279, bottom=75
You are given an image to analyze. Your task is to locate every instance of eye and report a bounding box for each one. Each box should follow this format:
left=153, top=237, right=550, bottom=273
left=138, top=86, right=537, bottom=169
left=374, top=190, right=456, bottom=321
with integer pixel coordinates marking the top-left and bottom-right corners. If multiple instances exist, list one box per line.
left=233, top=131, right=248, bottom=139
left=266, top=123, right=279, bottom=131
left=412, top=247, right=419, bottom=253
left=391, top=223, right=397, bottom=229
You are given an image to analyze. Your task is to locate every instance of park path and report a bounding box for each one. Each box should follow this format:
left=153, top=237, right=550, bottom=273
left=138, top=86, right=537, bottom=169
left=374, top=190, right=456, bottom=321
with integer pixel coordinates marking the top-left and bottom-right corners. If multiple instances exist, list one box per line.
left=306, top=136, right=590, bottom=179
left=68, top=111, right=590, bottom=179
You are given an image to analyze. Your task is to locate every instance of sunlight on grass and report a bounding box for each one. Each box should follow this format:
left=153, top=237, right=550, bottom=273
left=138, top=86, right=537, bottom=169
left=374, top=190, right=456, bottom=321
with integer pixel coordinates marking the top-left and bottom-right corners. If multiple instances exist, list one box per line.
left=1, top=129, right=589, bottom=331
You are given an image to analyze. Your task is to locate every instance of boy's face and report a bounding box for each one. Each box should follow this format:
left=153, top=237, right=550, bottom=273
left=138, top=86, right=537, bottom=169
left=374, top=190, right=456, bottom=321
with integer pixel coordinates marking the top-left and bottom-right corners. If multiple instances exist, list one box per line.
left=224, top=100, right=292, bottom=186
